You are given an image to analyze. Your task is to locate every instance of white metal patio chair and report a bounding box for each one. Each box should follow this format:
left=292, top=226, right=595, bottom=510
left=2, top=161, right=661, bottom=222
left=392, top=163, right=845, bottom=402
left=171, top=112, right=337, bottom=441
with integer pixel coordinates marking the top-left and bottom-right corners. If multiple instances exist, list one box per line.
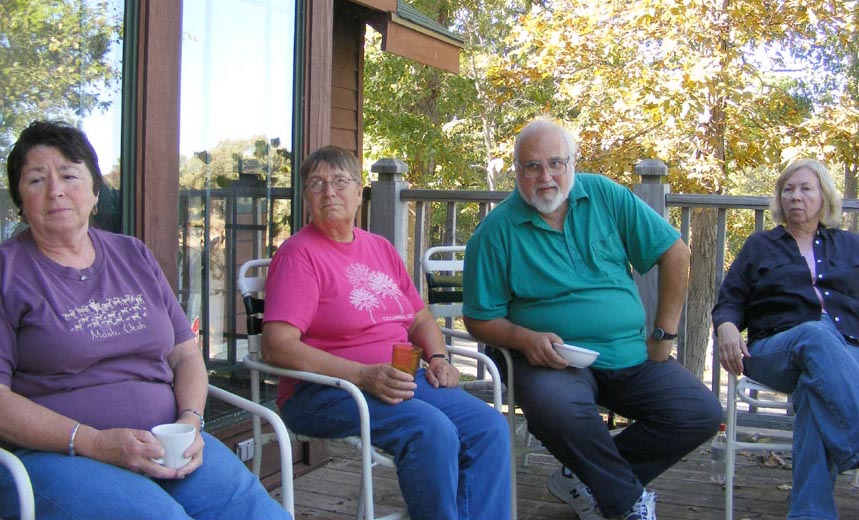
left=725, top=367, right=859, bottom=519
left=238, top=258, right=504, bottom=520
left=0, top=447, right=34, bottom=520
left=421, top=245, right=466, bottom=320
left=724, top=373, right=794, bottom=520
left=422, top=245, right=541, bottom=519
left=0, top=386, right=295, bottom=519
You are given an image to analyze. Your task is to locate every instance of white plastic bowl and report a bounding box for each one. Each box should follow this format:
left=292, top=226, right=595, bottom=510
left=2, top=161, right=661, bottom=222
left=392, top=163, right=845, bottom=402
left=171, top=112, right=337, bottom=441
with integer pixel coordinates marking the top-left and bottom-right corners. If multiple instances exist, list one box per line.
left=553, top=343, right=600, bottom=368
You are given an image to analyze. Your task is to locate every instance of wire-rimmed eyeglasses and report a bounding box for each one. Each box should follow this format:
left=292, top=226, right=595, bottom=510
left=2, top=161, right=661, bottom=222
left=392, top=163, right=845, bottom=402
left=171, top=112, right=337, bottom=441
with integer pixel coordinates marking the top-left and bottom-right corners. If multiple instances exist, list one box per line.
left=305, top=176, right=357, bottom=193
left=517, top=157, right=571, bottom=178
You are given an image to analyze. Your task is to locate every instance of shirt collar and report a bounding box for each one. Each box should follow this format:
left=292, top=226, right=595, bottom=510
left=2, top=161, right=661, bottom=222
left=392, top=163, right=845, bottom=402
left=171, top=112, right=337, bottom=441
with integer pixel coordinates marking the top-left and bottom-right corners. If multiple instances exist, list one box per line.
left=768, top=224, right=830, bottom=241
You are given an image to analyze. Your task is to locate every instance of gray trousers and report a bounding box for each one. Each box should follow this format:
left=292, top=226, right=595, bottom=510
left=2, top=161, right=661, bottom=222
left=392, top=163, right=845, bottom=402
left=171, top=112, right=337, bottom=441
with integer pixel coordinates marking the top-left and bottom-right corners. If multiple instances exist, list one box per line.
left=501, top=351, right=721, bottom=517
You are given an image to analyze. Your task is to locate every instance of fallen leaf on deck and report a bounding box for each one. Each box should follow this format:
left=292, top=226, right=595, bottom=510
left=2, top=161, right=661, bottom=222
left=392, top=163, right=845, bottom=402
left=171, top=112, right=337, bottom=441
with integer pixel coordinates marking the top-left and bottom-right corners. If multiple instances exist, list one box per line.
left=758, top=451, right=791, bottom=469
left=777, top=483, right=792, bottom=491
left=745, top=432, right=772, bottom=443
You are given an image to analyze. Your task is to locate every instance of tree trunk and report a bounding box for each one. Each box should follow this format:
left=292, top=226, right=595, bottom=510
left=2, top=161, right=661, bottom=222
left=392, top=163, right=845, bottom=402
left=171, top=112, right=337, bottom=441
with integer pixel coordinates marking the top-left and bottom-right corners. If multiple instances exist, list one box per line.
left=685, top=207, right=718, bottom=380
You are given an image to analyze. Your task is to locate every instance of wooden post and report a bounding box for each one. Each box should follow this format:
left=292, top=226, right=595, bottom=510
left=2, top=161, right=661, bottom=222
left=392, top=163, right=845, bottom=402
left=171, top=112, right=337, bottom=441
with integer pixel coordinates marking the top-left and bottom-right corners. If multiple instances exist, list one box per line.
left=632, top=159, right=670, bottom=336
left=370, top=158, right=410, bottom=261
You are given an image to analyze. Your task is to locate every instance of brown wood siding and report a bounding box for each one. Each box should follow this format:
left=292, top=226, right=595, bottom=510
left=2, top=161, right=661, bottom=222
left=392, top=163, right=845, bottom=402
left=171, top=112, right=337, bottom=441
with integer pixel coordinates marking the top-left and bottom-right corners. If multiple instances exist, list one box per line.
left=330, top=128, right=358, bottom=151
left=357, top=17, right=365, bottom=160
left=331, top=4, right=362, bottom=161
left=383, top=19, right=460, bottom=74
left=351, top=0, right=396, bottom=11
left=331, top=86, right=358, bottom=109
left=303, top=0, right=334, bottom=154
left=331, top=107, right=358, bottom=130
left=135, top=0, right=182, bottom=288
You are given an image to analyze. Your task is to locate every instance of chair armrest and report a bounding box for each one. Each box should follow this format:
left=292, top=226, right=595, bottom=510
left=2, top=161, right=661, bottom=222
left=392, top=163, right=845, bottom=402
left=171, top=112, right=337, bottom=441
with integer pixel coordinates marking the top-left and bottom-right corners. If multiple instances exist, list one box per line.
left=439, top=328, right=516, bottom=408
left=443, top=344, right=503, bottom=410
left=241, top=355, right=376, bottom=503
left=206, top=384, right=294, bottom=514
left=0, top=447, right=35, bottom=520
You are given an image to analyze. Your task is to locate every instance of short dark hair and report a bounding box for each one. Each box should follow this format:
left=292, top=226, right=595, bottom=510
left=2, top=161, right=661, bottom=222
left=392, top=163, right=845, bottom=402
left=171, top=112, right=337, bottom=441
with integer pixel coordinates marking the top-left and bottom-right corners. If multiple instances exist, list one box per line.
left=6, top=120, right=103, bottom=211
left=299, top=145, right=362, bottom=187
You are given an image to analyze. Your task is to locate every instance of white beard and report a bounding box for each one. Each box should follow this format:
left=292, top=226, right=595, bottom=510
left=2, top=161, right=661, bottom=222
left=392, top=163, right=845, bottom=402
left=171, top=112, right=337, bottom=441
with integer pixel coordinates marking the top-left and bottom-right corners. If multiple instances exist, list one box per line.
left=521, top=173, right=574, bottom=214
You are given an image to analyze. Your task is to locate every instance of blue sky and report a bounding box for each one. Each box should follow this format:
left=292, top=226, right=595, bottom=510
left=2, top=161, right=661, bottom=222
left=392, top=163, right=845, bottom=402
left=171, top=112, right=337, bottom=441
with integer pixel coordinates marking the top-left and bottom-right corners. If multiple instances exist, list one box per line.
left=179, top=0, right=295, bottom=158
left=82, top=0, right=295, bottom=175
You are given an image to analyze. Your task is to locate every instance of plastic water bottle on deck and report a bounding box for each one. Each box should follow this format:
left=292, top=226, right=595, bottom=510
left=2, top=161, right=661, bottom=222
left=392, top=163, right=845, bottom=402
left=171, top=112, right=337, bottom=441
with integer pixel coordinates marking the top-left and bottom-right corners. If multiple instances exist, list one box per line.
left=710, top=423, right=727, bottom=485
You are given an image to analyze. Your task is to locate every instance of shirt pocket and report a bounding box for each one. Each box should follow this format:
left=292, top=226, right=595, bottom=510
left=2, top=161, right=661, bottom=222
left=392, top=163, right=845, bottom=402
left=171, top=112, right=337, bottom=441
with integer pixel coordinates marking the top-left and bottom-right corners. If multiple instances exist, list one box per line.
left=590, top=232, right=630, bottom=275
left=828, top=257, right=859, bottom=295
left=751, top=258, right=794, bottom=288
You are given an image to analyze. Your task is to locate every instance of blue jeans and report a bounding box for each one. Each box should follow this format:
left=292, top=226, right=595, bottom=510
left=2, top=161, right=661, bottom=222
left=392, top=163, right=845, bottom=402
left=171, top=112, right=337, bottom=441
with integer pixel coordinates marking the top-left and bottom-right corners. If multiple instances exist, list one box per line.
left=507, top=353, right=721, bottom=518
left=744, top=315, right=859, bottom=520
left=0, top=432, right=291, bottom=520
left=280, top=368, right=511, bottom=520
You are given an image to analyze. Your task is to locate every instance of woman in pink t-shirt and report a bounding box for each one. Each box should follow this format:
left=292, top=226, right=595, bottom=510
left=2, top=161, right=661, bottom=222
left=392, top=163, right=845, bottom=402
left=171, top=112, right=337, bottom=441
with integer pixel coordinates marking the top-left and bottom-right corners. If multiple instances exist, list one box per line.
left=263, top=146, right=510, bottom=520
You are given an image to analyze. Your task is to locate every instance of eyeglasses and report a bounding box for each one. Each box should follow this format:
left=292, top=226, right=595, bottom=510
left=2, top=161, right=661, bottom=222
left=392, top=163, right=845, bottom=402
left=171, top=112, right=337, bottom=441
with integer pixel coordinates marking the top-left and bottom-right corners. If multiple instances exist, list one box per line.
left=517, top=157, right=571, bottom=178
left=305, top=176, right=357, bottom=193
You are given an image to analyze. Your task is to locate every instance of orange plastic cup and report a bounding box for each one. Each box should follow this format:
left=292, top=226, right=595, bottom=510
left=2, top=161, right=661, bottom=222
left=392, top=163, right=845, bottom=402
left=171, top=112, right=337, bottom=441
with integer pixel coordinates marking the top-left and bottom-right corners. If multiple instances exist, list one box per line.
left=391, top=343, right=423, bottom=377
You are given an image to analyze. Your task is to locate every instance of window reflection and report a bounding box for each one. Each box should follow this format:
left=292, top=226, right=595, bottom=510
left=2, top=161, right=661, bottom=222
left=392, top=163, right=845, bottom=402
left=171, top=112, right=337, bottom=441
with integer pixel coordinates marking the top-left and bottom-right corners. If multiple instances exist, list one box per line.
left=0, top=0, right=125, bottom=238
left=177, top=0, right=295, bottom=407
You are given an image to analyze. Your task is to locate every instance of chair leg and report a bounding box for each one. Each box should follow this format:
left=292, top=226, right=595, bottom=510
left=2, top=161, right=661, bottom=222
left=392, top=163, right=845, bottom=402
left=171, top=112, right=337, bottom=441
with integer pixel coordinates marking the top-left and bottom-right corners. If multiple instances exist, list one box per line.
left=250, top=367, right=264, bottom=477
left=523, top=433, right=532, bottom=467
left=725, top=374, right=738, bottom=520
left=357, top=478, right=366, bottom=520
left=500, top=347, right=518, bottom=520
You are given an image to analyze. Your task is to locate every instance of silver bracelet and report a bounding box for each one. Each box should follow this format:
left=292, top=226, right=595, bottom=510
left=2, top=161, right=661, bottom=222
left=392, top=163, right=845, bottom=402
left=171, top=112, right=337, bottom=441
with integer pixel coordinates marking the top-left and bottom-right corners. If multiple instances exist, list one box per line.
left=179, top=408, right=205, bottom=431
left=68, top=423, right=81, bottom=456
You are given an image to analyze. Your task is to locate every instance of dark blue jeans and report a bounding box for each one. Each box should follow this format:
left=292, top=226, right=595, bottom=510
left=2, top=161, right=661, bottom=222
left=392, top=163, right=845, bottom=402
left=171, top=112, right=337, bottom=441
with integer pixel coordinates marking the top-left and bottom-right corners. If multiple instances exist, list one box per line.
left=506, top=353, right=721, bottom=517
left=745, top=315, right=859, bottom=520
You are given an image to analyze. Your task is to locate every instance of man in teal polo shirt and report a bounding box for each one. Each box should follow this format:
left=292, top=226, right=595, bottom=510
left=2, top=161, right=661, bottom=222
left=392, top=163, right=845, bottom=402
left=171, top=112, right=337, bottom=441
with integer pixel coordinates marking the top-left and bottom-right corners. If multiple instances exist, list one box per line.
left=463, top=118, right=721, bottom=520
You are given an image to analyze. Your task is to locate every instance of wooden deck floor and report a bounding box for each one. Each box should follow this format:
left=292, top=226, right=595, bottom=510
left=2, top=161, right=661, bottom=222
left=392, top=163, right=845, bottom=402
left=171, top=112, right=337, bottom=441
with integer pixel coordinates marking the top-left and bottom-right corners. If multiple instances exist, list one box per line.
left=268, top=342, right=858, bottom=518
left=273, top=435, right=859, bottom=519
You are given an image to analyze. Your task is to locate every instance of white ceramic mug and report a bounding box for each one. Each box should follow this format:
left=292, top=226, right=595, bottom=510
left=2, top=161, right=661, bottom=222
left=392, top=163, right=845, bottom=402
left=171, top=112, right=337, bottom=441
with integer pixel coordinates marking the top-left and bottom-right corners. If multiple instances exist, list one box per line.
left=151, top=422, right=196, bottom=469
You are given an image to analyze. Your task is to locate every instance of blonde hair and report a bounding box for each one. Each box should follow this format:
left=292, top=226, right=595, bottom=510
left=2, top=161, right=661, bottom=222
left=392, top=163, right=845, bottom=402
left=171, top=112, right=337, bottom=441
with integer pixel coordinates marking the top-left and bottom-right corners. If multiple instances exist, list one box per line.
left=770, top=158, right=842, bottom=228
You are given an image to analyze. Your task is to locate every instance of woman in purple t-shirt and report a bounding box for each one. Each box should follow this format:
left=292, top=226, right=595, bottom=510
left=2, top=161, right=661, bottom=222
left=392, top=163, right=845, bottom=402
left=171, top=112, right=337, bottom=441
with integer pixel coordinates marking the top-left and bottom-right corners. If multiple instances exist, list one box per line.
left=0, top=121, right=290, bottom=519
left=262, top=146, right=511, bottom=520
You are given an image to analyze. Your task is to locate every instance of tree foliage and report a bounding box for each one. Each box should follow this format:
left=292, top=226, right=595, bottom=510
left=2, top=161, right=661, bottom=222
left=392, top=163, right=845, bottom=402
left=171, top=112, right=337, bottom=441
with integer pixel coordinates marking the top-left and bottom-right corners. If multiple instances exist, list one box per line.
left=363, top=0, right=859, bottom=376
left=366, top=0, right=857, bottom=192
left=0, top=0, right=122, bottom=153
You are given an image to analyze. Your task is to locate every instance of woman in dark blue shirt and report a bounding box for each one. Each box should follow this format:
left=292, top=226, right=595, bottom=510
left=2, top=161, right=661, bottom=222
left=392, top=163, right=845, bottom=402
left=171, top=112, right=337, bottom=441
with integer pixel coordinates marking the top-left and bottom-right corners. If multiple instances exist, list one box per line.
left=713, top=158, right=859, bottom=520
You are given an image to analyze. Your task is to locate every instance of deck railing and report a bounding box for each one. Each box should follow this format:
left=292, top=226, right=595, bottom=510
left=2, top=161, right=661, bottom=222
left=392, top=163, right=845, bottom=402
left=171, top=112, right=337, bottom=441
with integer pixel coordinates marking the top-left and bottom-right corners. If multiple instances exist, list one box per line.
left=365, top=158, right=859, bottom=407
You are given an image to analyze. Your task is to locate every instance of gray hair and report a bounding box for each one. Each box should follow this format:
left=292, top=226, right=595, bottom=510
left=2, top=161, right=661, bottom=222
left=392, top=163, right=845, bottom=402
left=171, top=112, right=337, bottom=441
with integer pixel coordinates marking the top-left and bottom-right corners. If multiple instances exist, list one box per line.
left=513, top=117, right=579, bottom=164
left=300, top=145, right=363, bottom=186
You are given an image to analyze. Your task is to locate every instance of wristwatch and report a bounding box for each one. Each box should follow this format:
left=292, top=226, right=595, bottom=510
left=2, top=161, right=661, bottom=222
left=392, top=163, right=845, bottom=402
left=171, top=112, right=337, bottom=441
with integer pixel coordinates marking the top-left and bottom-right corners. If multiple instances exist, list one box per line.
left=651, top=327, right=678, bottom=341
